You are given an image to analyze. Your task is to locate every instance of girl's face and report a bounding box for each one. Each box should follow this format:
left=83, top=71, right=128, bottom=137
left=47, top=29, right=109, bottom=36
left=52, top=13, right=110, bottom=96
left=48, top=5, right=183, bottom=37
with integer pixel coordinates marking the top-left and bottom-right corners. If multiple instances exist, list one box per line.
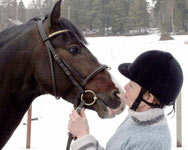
left=124, top=81, right=141, bottom=107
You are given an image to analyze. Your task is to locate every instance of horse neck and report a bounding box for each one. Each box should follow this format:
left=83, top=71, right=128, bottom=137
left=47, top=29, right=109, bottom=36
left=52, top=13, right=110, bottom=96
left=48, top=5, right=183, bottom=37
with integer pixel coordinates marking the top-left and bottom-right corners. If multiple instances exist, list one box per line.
left=0, top=24, right=42, bottom=148
left=0, top=24, right=41, bottom=100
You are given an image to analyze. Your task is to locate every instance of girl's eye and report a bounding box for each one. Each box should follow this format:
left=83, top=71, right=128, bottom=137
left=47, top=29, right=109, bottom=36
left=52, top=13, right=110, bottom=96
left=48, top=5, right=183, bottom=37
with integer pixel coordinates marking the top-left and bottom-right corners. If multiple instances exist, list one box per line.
left=68, top=47, right=80, bottom=54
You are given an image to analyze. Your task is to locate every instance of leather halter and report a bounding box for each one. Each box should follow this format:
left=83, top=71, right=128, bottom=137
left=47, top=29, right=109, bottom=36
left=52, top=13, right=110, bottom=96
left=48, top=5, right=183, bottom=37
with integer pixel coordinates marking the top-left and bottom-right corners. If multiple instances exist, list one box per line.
left=37, top=20, right=109, bottom=105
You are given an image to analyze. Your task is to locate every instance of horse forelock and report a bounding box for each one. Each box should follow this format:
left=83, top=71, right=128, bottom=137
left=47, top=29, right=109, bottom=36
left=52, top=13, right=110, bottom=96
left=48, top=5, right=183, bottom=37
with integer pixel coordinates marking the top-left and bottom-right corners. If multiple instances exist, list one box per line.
left=58, top=18, right=87, bottom=45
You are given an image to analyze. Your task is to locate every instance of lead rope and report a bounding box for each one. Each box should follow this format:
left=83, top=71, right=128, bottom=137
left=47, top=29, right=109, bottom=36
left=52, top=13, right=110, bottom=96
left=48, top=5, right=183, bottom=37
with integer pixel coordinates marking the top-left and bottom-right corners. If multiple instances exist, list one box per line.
left=66, top=90, right=98, bottom=150
left=66, top=99, right=85, bottom=150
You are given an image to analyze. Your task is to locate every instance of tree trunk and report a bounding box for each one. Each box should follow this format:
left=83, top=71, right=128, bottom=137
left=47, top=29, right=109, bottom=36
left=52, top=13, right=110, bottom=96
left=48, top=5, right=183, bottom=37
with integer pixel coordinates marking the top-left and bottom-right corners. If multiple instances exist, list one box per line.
left=168, top=0, right=175, bottom=34
left=171, top=0, right=175, bottom=34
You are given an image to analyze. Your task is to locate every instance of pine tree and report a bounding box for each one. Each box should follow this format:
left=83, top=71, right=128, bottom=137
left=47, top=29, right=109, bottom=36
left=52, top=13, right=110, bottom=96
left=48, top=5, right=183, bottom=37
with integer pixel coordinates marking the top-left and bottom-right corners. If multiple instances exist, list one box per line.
left=174, top=0, right=188, bottom=33
left=42, top=0, right=56, bottom=15
left=153, top=0, right=174, bottom=34
left=4, top=0, right=17, bottom=20
left=17, top=0, right=27, bottom=23
left=128, top=0, right=149, bottom=34
left=28, top=0, right=42, bottom=19
left=108, top=0, right=129, bottom=35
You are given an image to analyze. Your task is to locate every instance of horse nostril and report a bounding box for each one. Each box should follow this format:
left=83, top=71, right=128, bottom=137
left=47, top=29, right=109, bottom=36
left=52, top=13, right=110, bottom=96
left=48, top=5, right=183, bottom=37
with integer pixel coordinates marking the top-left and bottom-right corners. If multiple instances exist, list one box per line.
left=110, top=89, right=121, bottom=109
left=111, top=89, right=120, bottom=100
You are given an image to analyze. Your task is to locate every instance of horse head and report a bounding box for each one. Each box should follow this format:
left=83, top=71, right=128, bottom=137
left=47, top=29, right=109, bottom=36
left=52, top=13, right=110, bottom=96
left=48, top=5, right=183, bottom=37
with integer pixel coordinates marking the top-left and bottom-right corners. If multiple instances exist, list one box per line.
left=34, top=0, right=124, bottom=118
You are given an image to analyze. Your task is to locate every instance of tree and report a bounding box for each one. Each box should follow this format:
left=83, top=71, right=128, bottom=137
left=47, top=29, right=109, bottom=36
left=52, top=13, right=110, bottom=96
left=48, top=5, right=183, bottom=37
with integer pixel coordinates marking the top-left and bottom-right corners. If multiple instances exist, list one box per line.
left=28, top=0, right=42, bottom=19
left=0, top=0, right=18, bottom=31
left=90, top=0, right=103, bottom=33
left=153, top=0, right=176, bottom=34
left=128, top=0, right=149, bottom=34
left=108, top=0, right=125, bottom=34
left=17, top=0, right=27, bottom=23
left=3, top=0, right=17, bottom=20
left=42, top=0, right=56, bottom=15
left=62, top=0, right=101, bottom=34
left=174, top=0, right=188, bottom=33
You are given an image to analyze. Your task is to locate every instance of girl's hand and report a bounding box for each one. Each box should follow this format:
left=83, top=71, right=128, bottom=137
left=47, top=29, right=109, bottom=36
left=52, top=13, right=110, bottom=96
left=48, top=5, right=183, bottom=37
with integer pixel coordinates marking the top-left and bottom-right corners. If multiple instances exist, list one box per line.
left=68, top=108, right=89, bottom=138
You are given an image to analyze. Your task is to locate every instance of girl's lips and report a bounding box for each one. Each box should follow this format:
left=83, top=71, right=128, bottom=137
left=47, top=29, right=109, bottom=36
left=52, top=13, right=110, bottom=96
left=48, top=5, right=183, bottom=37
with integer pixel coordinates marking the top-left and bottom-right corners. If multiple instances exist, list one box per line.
left=124, top=94, right=128, bottom=99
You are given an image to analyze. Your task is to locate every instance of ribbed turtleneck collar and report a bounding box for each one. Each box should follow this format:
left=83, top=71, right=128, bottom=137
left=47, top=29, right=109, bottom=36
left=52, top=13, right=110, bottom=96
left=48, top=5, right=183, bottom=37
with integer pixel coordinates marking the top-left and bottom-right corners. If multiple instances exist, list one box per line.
left=128, top=108, right=165, bottom=125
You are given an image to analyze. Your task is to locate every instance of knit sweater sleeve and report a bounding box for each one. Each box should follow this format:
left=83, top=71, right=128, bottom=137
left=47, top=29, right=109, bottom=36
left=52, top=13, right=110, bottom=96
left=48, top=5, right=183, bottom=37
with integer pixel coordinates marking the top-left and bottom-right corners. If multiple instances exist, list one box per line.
left=71, top=134, right=105, bottom=150
left=121, top=134, right=170, bottom=150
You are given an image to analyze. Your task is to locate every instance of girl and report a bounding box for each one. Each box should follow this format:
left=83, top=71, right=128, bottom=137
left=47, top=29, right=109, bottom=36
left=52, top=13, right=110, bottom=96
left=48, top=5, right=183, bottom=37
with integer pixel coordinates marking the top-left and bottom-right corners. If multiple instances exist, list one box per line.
left=68, top=50, right=183, bottom=150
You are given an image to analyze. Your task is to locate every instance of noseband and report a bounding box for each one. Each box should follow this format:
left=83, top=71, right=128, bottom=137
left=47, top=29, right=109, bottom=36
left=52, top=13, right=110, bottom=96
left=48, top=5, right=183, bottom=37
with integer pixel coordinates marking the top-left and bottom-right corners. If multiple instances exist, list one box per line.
left=38, top=20, right=111, bottom=150
left=37, top=20, right=109, bottom=107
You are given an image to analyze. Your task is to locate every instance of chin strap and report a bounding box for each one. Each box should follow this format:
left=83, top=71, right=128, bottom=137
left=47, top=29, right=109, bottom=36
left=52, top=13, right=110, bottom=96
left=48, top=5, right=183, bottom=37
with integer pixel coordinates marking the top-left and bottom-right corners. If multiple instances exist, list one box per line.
left=141, top=99, right=164, bottom=108
left=130, top=87, right=164, bottom=111
left=130, top=87, right=147, bottom=111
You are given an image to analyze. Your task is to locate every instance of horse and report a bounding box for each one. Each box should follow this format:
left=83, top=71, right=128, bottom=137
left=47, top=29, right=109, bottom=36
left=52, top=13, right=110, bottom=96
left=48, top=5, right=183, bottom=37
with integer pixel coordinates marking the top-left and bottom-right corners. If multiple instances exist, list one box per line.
left=0, top=0, right=122, bottom=148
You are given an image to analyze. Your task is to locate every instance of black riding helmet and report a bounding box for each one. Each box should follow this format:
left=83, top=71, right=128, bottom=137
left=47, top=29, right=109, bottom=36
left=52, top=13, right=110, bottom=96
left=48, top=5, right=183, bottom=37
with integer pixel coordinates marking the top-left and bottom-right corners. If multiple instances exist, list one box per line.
left=118, top=50, right=183, bottom=111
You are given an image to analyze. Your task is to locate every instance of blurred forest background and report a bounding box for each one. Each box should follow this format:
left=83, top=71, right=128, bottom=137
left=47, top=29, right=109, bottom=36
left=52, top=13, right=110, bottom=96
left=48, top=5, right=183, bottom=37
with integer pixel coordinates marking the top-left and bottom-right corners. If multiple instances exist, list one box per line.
left=0, top=0, right=188, bottom=36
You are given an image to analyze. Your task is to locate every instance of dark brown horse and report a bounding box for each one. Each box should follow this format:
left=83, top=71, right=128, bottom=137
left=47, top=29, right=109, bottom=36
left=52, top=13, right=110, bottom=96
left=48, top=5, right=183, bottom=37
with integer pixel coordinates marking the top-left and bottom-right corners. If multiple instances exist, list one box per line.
left=0, top=0, right=121, bottom=148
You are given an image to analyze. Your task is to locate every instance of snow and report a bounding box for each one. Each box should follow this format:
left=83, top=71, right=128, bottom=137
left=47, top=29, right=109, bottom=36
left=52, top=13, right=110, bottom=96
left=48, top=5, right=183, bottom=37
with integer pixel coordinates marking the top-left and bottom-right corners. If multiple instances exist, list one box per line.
left=3, top=34, right=188, bottom=150
left=22, top=0, right=31, bottom=7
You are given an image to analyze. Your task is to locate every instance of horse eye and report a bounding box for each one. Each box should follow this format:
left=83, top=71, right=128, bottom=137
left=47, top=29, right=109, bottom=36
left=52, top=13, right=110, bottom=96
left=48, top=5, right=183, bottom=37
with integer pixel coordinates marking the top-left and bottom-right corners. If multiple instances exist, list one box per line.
left=68, top=47, right=80, bottom=54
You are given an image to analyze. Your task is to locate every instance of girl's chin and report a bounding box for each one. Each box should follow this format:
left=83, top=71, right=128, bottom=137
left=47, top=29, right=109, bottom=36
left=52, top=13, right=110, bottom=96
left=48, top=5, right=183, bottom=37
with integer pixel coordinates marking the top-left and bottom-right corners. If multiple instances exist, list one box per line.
left=107, top=103, right=126, bottom=118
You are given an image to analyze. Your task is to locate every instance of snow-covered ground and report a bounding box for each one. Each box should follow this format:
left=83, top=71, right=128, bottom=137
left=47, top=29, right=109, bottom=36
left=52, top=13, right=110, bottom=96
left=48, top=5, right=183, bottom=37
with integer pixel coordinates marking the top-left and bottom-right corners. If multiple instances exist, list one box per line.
left=22, top=0, right=31, bottom=7
left=3, top=34, right=188, bottom=150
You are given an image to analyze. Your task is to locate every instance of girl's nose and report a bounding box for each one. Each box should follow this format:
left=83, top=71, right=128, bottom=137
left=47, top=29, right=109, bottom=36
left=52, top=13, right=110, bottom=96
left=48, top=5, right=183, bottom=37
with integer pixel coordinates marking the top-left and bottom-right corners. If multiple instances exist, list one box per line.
left=124, top=83, right=128, bottom=91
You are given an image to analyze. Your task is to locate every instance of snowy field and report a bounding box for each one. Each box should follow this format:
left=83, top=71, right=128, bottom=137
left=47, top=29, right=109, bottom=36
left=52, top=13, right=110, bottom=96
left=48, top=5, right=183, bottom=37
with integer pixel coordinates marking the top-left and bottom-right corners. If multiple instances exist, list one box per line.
left=3, top=34, right=188, bottom=150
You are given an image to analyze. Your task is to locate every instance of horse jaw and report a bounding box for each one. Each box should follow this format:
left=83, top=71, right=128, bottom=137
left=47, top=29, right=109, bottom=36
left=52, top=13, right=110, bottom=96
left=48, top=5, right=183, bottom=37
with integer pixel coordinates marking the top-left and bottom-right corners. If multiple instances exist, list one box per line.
left=94, top=74, right=126, bottom=119
left=108, top=73, right=126, bottom=116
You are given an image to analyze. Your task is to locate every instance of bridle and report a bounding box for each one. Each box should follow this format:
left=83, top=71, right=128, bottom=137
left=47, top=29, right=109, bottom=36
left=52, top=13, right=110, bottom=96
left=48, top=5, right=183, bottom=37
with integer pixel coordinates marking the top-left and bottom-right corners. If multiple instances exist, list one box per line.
left=37, top=20, right=109, bottom=149
left=37, top=20, right=109, bottom=106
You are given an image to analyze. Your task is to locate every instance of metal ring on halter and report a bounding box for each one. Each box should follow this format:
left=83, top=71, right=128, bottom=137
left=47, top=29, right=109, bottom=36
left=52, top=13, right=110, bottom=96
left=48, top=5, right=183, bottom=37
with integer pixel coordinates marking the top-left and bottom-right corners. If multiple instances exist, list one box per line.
left=81, top=90, right=98, bottom=106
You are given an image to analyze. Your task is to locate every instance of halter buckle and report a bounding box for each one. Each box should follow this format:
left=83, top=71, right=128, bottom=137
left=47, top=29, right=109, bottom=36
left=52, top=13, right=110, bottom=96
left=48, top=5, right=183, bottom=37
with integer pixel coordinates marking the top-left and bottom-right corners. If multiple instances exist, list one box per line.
left=81, top=90, right=97, bottom=106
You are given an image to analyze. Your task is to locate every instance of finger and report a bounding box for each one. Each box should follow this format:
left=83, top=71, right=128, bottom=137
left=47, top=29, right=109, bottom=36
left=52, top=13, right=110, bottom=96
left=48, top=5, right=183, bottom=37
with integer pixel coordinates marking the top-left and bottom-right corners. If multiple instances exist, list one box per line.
left=72, top=109, right=80, bottom=117
left=69, top=113, right=73, bottom=119
left=68, top=120, right=72, bottom=128
left=70, top=110, right=76, bottom=118
left=81, top=108, right=86, bottom=118
left=69, top=114, right=75, bottom=121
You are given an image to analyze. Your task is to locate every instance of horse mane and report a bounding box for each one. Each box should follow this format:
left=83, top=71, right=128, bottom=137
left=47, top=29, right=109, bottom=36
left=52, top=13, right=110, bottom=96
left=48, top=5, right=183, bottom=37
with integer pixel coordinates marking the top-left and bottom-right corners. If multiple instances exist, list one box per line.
left=0, top=16, right=87, bottom=50
left=0, top=17, right=41, bottom=50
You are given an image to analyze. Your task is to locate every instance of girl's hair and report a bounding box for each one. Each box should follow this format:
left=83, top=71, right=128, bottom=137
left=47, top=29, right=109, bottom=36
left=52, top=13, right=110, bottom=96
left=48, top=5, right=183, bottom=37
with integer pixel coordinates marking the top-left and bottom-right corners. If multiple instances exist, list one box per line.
left=143, top=91, right=164, bottom=108
left=144, top=91, right=175, bottom=116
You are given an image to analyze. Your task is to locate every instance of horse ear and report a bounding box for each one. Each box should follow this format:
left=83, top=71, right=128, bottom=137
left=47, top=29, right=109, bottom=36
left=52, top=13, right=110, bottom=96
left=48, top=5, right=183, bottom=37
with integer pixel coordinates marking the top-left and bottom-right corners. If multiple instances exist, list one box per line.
left=49, top=0, right=62, bottom=26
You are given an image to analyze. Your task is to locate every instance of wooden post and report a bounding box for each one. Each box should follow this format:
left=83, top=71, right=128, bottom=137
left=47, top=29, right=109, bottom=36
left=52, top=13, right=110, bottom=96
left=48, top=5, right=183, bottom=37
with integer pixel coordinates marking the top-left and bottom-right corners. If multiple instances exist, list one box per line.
left=26, top=105, right=32, bottom=149
left=176, top=92, right=182, bottom=147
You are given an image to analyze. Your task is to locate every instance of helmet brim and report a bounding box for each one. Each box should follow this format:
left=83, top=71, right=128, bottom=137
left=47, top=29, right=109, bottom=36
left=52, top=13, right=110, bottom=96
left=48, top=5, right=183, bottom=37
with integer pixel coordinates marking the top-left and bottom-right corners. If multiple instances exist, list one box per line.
left=118, top=63, right=132, bottom=79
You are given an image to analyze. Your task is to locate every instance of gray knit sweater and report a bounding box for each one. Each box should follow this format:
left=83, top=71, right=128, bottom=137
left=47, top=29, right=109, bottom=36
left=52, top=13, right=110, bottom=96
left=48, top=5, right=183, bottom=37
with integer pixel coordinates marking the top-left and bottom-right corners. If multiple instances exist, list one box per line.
left=71, top=108, right=171, bottom=150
